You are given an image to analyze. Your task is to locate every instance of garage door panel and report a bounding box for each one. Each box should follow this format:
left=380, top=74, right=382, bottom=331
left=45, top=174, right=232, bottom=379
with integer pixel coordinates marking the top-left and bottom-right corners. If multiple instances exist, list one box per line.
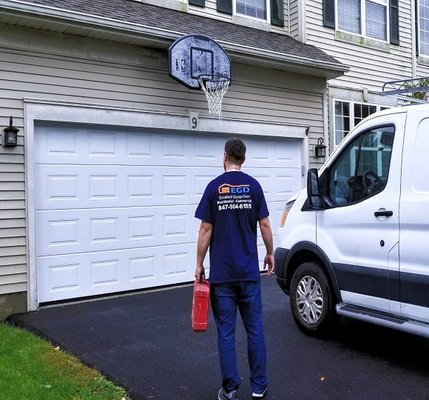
left=34, top=125, right=149, bottom=165
left=38, top=243, right=196, bottom=303
left=36, top=206, right=200, bottom=257
left=248, top=167, right=301, bottom=199
left=246, top=139, right=301, bottom=168
left=35, top=124, right=225, bottom=167
left=36, top=165, right=218, bottom=209
left=275, top=173, right=301, bottom=198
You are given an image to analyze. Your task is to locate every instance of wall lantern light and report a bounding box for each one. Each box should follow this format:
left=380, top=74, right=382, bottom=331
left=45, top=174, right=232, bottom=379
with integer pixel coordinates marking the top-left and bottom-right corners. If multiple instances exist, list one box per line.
left=314, top=137, right=326, bottom=158
left=2, top=116, right=19, bottom=148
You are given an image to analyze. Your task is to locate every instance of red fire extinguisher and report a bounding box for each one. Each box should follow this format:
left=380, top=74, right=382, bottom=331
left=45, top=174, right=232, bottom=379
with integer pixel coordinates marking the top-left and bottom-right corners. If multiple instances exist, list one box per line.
left=192, top=279, right=210, bottom=332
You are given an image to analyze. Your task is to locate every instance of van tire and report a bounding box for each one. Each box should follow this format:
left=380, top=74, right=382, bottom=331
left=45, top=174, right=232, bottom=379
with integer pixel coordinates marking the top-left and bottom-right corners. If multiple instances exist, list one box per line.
left=289, top=262, right=337, bottom=336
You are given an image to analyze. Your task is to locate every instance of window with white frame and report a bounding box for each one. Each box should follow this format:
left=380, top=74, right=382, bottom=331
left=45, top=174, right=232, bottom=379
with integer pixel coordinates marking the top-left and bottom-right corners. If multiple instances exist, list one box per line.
left=236, top=0, right=267, bottom=20
left=334, top=100, right=389, bottom=146
left=419, top=0, right=429, bottom=56
left=337, top=0, right=388, bottom=41
left=212, top=0, right=284, bottom=27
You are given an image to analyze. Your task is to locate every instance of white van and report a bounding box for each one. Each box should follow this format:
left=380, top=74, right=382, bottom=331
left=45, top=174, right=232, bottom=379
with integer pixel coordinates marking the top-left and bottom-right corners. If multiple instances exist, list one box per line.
left=274, top=103, right=429, bottom=337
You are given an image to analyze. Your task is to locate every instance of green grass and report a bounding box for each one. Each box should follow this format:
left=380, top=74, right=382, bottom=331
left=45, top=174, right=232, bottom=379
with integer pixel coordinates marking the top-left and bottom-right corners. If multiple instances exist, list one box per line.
left=0, top=323, right=128, bottom=400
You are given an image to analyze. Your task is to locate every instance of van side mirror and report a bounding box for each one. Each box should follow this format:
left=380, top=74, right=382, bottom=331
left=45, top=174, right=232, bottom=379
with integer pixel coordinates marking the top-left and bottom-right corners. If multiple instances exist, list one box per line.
left=307, top=168, right=324, bottom=209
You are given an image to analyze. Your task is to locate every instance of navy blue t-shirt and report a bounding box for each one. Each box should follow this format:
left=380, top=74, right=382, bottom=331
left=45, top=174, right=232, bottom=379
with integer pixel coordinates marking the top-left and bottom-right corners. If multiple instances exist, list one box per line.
left=195, top=171, right=269, bottom=284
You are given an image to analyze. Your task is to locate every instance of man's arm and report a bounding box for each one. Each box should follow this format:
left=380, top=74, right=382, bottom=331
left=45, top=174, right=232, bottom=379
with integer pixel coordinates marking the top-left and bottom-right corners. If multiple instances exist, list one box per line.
left=195, top=221, right=213, bottom=280
left=259, top=217, right=275, bottom=276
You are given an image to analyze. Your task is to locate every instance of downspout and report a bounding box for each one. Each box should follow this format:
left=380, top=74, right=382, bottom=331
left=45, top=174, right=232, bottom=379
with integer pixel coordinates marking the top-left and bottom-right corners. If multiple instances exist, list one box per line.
left=411, top=0, right=417, bottom=78
left=299, top=0, right=307, bottom=43
left=323, top=84, right=330, bottom=158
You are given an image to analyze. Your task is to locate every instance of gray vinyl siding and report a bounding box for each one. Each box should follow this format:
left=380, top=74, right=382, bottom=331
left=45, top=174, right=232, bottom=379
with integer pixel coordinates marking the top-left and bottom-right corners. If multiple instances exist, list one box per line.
left=305, top=0, right=416, bottom=93
left=0, top=112, right=25, bottom=294
left=288, top=0, right=299, bottom=39
left=0, top=22, right=326, bottom=299
left=0, top=23, right=324, bottom=128
left=416, top=62, right=429, bottom=78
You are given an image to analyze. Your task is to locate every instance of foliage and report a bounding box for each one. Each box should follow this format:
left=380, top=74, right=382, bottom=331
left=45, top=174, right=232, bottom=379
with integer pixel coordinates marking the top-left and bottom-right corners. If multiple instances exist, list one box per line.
left=403, top=78, right=429, bottom=100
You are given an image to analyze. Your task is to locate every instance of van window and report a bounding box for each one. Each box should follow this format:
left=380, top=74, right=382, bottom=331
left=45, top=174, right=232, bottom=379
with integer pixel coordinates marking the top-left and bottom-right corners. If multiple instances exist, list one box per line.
left=328, top=125, right=394, bottom=206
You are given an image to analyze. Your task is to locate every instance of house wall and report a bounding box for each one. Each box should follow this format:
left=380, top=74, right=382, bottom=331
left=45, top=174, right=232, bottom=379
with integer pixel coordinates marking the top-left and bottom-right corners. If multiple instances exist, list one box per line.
left=0, top=22, right=327, bottom=317
left=304, top=0, right=415, bottom=94
left=300, top=0, right=429, bottom=151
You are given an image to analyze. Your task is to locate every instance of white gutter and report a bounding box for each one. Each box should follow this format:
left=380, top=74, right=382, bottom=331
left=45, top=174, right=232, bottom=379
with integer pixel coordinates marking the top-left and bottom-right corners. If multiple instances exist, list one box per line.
left=0, top=0, right=348, bottom=75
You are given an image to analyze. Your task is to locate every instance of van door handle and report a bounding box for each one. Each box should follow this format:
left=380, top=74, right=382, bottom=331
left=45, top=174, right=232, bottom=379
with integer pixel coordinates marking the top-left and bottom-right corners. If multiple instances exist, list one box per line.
left=374, top=209, right=393, bottom=217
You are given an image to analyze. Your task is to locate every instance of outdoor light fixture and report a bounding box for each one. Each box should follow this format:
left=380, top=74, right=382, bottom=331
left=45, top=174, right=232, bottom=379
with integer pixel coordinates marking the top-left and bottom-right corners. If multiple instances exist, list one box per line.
left=314, top=137, right=326, bottom=158
left=2, top=116, right=19, bottom=148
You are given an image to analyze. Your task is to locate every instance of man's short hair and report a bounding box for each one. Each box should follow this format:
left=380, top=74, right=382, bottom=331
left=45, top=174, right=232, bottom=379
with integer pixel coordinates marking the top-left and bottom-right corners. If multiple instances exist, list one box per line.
left=225, top=138, right=246, bottom=164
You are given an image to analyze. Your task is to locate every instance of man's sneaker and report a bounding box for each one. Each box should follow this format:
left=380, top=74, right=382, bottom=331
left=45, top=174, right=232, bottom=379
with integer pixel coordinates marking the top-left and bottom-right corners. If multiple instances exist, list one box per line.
left=252, top=387, right=268, bottom=398
left=218, top=387, right=238, bottom=400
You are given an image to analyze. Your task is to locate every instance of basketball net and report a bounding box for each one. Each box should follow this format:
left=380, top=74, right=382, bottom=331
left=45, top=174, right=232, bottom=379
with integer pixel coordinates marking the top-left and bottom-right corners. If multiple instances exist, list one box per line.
left=198, top=74, right=230, bottom=117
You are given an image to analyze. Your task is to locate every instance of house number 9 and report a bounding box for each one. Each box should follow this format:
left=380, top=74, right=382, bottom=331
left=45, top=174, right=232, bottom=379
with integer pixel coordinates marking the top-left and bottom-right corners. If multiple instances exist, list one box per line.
left=189, top=112, right=199, bottom=130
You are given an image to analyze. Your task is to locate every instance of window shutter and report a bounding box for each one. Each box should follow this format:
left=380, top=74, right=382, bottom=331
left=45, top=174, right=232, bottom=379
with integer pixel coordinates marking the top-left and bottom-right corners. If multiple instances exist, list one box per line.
left=323, top=0, right=335, bottom=29
left=271, top=0, right=284, bottom=27
left=217, top=0, right=232, bottom=14
left=189, top=0, right=205, bottom=6
left=390, top=0, right=399, bottom=45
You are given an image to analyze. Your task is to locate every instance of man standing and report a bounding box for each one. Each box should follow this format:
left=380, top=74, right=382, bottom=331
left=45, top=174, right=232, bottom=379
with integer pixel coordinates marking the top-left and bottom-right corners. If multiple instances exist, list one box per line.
left=195, top=137, right=274, bottom=400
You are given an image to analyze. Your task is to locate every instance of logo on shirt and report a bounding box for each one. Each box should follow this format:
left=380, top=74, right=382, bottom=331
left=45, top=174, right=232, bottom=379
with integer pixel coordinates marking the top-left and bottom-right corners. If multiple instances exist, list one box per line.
left=218, top=184, right=251, bottom=194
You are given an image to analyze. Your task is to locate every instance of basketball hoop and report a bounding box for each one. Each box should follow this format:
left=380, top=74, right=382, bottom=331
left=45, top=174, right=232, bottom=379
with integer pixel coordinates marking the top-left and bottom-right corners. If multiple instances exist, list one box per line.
left=198, top=74, right=230, bottom=116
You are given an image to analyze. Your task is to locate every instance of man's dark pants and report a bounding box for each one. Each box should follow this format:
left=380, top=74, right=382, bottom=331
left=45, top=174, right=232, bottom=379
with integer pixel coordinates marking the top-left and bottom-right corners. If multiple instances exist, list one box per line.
left=210, top=280, right=268, bottom=394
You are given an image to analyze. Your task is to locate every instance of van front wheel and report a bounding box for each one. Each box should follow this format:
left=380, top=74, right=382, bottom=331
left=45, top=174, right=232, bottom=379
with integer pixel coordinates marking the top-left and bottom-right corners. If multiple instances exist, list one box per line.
left=289, top=262, right=336, bottom=335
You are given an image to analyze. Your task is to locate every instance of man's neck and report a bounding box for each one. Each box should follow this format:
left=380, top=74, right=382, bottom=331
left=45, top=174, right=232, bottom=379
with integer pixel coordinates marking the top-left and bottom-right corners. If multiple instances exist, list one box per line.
left=225, top=164, right=241, bottom=172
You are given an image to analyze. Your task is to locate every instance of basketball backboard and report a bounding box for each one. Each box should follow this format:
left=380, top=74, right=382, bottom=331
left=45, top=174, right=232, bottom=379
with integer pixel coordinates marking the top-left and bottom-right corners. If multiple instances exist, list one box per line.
left=168, top=34, right=231, bottom=90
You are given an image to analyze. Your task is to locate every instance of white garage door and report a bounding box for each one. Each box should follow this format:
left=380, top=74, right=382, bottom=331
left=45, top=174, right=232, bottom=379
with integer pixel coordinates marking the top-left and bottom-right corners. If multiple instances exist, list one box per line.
left=34, top=122, right=303, bottom=303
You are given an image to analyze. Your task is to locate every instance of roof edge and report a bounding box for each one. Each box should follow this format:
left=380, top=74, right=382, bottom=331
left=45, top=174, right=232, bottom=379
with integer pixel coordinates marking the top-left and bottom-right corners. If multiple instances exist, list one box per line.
left=0, top=0, right=348, bottom=77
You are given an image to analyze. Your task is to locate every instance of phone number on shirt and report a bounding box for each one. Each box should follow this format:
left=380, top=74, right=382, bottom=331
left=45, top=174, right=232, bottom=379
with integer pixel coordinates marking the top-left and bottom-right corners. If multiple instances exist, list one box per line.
left=218, top=203, right=252, bottom=211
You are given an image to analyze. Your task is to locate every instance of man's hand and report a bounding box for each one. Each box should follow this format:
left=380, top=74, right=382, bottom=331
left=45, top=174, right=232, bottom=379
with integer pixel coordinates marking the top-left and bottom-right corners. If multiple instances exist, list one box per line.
left=195, top=264, right=206, bottom=280
left=264, top=254, right=275, bottom=276
left=259, top=217, right=274, bottom=276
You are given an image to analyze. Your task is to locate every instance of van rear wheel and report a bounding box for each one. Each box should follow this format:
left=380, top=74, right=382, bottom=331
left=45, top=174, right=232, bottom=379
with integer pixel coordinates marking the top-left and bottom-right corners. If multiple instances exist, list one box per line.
left=289, top=262, right=337, bottom=335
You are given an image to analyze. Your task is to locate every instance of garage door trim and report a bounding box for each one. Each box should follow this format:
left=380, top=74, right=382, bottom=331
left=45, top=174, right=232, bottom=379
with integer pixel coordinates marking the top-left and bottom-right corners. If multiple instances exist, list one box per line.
left=25, top=100, right=309, bottom=310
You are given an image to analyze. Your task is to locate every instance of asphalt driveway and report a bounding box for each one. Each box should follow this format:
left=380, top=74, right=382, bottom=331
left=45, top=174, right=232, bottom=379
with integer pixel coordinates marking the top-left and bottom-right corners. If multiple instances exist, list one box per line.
left=8, top=276, right=429, bottom=400
left=8, top=276, right=288, bottom=400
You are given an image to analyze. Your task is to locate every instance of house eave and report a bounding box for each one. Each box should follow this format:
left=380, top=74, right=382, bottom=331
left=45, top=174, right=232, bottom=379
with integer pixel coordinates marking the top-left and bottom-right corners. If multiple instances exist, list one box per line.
left=0, top=0, right=348, bottom=79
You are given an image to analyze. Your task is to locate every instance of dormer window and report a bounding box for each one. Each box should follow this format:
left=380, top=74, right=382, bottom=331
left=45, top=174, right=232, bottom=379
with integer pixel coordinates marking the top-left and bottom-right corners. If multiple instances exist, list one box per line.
left=189, top=0, right=284, bottom=27
left=236, top=0, right=267, bottom=20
